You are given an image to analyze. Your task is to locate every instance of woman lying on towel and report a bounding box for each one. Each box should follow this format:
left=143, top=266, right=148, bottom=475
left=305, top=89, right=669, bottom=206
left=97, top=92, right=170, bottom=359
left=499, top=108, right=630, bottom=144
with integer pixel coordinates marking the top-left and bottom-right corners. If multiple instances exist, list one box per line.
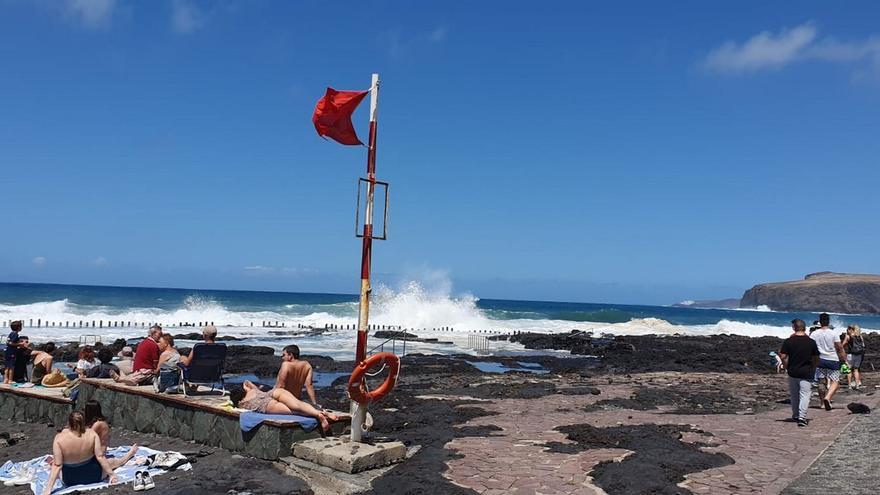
left=230, top=380, right=341, bottom=433
left=43, top=411, right=130, bottom=495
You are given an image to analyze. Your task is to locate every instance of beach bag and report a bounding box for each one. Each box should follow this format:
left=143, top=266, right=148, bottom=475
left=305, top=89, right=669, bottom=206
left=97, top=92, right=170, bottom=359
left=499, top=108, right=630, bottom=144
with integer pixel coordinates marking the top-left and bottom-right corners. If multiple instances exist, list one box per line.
left=850, top=336, right=865, bottom=355
left=149, top=451, right=190, bottom=471
left=154, top=370, right=180, bottom=393
left=62, top=378, right=80, bottom=399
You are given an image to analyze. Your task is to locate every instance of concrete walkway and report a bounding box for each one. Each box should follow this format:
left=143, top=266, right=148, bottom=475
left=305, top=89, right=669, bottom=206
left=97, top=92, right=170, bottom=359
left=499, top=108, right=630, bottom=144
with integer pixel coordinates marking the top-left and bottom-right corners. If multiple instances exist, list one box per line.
left=782, top=394, right=880, bottom=495
left=439, top=373, right=879, bottom=495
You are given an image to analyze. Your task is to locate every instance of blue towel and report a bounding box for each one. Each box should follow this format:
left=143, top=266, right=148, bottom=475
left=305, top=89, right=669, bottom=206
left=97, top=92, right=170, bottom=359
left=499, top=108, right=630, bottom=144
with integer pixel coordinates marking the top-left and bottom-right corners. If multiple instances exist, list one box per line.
left=239, top=411, right=318, bottom=433
left=0, top=446, right=180, bottom=495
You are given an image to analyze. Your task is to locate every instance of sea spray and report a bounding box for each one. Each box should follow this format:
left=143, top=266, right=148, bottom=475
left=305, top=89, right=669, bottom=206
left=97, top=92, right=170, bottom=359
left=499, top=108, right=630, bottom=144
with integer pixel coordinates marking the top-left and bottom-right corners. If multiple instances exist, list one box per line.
left=1, top=282, right=878, bottom=348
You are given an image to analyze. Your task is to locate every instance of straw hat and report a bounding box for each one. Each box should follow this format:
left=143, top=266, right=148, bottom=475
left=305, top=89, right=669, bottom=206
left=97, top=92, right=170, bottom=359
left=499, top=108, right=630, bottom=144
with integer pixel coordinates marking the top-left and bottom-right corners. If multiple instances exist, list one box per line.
left=41, top=370, right=69, bottom=388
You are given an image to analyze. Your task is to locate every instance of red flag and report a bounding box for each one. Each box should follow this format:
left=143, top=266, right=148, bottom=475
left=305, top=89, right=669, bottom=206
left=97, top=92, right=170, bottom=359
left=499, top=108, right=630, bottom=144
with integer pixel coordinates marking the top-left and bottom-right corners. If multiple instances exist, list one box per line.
left=312, top=88, right=369, bottom=145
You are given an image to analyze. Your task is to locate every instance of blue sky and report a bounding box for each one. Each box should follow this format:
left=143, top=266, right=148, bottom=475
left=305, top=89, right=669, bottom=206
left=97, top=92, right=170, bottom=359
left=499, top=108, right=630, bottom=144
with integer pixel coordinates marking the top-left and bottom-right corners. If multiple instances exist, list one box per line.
left=2, top=1, right=879, bottom=305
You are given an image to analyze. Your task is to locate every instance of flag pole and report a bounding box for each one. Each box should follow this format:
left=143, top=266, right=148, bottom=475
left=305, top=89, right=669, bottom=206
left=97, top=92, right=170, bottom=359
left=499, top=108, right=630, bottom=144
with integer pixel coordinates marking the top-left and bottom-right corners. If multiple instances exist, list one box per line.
left=352, top=73, right=380, bottom=442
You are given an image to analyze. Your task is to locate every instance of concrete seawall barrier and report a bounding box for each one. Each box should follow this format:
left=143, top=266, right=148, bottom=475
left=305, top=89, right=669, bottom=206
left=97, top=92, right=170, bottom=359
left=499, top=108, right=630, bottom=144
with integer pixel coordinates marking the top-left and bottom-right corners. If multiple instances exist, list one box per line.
left=0, top=385, right=73, bottom=426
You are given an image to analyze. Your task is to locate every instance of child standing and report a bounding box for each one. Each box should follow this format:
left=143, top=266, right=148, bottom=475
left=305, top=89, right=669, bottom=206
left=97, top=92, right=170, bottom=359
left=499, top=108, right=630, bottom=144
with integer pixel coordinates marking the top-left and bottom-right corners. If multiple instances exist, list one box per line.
left=4, top=320, right=24, bottom=384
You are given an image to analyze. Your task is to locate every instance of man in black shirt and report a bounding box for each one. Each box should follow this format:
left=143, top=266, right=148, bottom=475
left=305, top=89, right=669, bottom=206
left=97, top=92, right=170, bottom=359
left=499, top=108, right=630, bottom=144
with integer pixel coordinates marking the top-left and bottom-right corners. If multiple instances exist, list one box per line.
left=779, top=319, right=820, bottom=427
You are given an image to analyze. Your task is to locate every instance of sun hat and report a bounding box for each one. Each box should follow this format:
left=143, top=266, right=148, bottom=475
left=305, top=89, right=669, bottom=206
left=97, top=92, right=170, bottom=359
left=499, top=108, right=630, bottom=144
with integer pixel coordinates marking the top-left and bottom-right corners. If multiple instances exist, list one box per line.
left=118, top=346, right=134, bottom=358
left=41, top=369, right=70, bottom=388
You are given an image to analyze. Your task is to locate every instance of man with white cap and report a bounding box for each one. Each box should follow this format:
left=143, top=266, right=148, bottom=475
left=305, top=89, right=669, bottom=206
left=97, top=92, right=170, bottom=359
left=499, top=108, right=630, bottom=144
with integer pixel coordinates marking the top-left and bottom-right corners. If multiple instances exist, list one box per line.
left=116, top=346, right=134, bottom=375
left=179, top=325, right=218, bottom=367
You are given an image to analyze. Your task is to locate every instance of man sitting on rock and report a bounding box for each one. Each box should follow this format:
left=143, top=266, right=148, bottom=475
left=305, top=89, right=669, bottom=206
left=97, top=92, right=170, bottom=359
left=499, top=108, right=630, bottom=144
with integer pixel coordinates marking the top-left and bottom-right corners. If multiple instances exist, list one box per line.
left=274, top=344, right=318, bottom=408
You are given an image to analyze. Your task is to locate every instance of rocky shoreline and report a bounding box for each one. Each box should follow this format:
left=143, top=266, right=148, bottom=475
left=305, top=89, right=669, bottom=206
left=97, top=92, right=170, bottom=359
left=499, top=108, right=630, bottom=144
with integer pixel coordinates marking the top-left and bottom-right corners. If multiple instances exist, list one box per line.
left=3, top=331, right=877, bottom=494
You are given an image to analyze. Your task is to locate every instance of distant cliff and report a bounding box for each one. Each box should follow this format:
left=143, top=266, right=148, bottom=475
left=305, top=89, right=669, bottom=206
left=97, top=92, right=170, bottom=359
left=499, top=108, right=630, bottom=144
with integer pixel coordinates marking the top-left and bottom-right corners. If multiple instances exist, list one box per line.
left=740, top=272, right=880, bottom=314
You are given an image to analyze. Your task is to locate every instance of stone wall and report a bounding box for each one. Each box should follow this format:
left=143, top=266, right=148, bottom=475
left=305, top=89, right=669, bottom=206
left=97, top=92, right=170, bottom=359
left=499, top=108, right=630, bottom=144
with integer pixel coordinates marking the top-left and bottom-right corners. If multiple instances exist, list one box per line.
left=76, top=381, right=320, bottom=460
left=0, top=389, right=72, bottom=427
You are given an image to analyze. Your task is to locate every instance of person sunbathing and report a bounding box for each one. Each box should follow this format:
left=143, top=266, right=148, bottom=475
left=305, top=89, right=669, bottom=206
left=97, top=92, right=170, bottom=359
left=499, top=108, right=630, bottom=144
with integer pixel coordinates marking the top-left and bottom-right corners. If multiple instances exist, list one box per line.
left=274, top=344, right=318, bottom=407
left=230, top=380, right=340, bottom=432
left=43, top=412, right=118, bottom=495
left=72, top=346, right=97, bottom=377
left=154, top=334, right=181, bottom=392
left=83, top=399, right=138, bottom=469
left=84, top=348, right=121, bottom=379
left=30, top=341, right=56, bottom=384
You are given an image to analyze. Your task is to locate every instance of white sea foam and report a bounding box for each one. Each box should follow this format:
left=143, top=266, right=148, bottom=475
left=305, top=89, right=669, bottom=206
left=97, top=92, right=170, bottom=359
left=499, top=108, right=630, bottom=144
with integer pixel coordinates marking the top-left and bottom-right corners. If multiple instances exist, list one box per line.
left=2, top=280, right=876, bottom=358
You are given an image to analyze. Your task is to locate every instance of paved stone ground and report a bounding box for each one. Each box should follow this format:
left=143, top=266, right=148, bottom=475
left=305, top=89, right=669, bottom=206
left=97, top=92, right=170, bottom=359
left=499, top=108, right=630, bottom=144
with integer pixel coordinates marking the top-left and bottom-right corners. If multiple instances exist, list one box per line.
left=439, top=372, right=880, bottom=495
left=781, top=399, right=880, bottom=495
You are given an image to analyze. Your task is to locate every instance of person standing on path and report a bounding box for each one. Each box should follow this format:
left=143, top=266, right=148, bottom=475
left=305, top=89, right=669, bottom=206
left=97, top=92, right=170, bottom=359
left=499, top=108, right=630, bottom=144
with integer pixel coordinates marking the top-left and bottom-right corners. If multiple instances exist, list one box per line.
left=842, top=324, right=866, bottom=390
left=810, top=313, right=847, bottom=410
left=780, top=319, right=820, bottom=427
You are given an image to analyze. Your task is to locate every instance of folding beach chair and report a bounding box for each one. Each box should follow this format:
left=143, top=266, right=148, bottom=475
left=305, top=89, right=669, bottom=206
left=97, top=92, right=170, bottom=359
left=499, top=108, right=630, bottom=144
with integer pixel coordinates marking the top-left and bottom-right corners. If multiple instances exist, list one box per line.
left=177, top=343, right=228, bottom=396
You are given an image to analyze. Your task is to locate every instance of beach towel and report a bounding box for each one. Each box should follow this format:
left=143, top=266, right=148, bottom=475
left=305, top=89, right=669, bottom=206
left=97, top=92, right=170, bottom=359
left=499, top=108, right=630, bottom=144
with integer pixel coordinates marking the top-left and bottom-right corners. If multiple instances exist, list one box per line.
left=0, top=446, right=191, bottom=495
left=239, top=411, right=318, bottom=433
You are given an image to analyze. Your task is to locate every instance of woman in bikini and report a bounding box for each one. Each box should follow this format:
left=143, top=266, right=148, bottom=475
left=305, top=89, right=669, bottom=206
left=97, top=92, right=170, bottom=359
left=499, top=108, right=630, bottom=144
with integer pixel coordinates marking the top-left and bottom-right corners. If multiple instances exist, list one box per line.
left=43, top=412, right=118, bottom=495
left=83, top=400, right=138, bottom=469
left=230, top=380, right=341, bottom=432
left=30, top=342, right=56, bottom=385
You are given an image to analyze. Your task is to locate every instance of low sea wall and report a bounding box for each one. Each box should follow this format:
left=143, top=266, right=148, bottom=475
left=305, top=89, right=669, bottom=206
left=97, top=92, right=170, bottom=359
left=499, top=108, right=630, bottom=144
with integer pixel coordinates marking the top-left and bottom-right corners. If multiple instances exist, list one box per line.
left=0, top=386, right=73, bottom=427
left=77, top=380, right=323, bottom=460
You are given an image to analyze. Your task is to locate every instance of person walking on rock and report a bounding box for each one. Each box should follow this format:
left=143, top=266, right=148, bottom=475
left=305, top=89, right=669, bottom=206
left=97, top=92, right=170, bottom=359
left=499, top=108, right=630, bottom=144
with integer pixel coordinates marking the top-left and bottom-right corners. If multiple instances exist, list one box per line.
left=810, top=313, right=847, bottom=410
left=779, top=319, right=819, bottom=427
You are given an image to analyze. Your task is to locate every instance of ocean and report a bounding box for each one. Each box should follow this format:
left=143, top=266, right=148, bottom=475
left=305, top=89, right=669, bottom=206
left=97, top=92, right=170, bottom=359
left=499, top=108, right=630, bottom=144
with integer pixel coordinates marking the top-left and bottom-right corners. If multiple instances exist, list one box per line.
left=2, top=282, right=878, bottom=359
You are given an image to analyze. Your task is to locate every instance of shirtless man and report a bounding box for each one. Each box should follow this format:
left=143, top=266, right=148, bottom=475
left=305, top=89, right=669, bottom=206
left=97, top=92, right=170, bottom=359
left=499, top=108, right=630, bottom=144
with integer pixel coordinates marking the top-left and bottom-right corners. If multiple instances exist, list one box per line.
left=274, top=345, right=318, bottom=407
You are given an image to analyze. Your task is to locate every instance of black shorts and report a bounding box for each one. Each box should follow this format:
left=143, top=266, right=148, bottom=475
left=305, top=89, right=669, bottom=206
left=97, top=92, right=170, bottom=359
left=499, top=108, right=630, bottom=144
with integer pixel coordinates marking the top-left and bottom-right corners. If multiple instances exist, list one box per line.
left=3, top=351, right=16, bottom=369
left=848, top=353, right=864, bottom=370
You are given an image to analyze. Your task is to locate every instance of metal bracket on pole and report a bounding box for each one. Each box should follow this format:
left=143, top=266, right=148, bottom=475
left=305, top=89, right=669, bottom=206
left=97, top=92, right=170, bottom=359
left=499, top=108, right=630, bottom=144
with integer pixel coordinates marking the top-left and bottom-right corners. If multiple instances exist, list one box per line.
left=355, top=178, right=389, bottom=240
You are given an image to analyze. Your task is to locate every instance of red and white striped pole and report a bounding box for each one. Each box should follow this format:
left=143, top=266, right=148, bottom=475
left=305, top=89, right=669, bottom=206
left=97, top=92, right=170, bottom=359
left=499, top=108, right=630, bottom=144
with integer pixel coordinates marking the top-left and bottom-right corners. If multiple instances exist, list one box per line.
left=352, top=73, right=380, bottom=442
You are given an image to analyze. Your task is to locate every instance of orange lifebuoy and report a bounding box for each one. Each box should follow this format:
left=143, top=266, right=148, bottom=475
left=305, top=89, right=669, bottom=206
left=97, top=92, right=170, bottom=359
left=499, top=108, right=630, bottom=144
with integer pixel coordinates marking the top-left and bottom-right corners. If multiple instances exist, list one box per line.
left=348, top=352, right=400, bottom=405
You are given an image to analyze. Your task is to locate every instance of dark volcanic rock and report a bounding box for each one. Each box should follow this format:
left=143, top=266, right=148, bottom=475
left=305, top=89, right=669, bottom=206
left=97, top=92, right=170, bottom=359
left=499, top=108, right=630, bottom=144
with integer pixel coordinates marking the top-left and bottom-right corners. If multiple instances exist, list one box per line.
left=171, top=333, right=242, bottom=341
left=507, top=330, right=595, bottom=355
left=223, top=345, right=278, bottom=375
left=374, top=330, right=419, bottom=339
left=508, top=333, right=787, bottom=374
left=584, top=383, right=779, bottom=415
left=49, top=340, right=126, bottom=362
left=546, top=423, right=734, bottom=495
left=740, top=272, right=880, bottom=314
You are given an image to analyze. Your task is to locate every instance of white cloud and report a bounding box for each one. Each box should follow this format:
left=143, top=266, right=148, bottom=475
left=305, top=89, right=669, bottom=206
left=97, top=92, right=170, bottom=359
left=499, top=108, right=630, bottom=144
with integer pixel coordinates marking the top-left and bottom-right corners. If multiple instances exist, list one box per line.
left=92, top=256, right=108, bottom=267
left=171, top=0, right=205, bottom=34
left=382, top=25, right=449, bottom=59
left=703, top=22, right=880, bottom=76
left=33, top=256, right=47, bottom=268
left=704, top=23, right=817, bottom=73
left=64, top=0, right=116, bottom=29
left=429, top=26, right=448, bottom=43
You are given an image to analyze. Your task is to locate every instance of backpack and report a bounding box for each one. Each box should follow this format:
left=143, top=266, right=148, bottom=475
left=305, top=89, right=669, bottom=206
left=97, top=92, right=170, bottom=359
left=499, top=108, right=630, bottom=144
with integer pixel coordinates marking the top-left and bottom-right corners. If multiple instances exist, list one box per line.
left=850, top=335, right=865, bottom=355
